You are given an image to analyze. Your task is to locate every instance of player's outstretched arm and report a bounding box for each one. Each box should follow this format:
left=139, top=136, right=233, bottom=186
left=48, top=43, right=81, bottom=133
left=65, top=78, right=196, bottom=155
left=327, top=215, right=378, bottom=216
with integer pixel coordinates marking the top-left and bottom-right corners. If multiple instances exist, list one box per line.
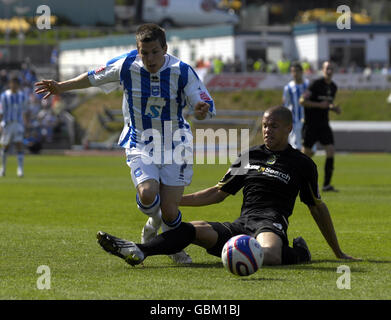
left=308, top=201, right=361, bottom=261
left=35, top=72, right=91, bottom=99
left=180, top=186, right=229, bottom=207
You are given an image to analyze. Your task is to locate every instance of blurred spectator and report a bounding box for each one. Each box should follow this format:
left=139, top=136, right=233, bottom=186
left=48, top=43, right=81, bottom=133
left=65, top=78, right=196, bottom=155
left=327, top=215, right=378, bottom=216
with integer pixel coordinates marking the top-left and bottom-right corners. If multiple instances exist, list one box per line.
left=253, top=58, right=264, bottom=72
left=37, top=99, right=59, bottom=143
left=363, top=65, right=372, bottom=81
left=381, top=64, right=390, bottom=75
left=301, top=60, right=313, bottom=74
left=277, top=58, right=290, bottom=74
left=233, top=55, right=242, bottom=73
left=0, top=69, right=8, bottom=92
left=212, top=56, right=224, bottom=74
left=266, top=61, right=278, bottom=73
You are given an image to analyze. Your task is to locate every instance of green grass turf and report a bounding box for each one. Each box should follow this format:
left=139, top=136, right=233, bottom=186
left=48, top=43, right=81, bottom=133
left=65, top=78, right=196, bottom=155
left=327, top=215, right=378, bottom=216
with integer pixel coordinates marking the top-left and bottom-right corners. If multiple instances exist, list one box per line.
left=0, top=153, right=390, bottom=300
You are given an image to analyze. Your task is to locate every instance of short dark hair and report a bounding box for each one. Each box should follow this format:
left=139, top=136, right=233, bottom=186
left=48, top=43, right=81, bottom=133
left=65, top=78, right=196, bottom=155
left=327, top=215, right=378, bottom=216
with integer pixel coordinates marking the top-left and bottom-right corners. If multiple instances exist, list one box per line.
left=263, top=105, right=292, bottom=126
left=136, top=23, right=167, bottom=48
left=9, top=75, right=20, bottom=85
left=290, top=61, right=303, bottom=71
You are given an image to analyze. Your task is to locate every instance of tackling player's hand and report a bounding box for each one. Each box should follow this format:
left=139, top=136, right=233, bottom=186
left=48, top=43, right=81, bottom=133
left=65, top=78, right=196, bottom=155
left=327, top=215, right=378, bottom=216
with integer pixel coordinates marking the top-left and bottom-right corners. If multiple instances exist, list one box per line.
left=336, top=251, right=362, bottom=261
left=194, top=101, right=210, bottom=120
left=34, top=80, right=62, bottom=99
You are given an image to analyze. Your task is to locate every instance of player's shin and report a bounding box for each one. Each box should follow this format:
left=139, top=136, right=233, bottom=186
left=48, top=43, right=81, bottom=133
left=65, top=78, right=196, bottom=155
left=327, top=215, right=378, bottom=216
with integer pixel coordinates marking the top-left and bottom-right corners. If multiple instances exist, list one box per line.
left=138, top=222, right=196, bottom=256
left=324, top=157, right=334, bottom=186
left=136, top=193, right=161, bottom=228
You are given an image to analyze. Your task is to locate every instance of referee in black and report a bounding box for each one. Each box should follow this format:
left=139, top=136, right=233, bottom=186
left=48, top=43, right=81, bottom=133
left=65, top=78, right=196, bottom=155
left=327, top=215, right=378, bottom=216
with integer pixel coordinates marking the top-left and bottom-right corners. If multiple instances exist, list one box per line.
left=300, top=61, right=341, bottom=192
left=97, top=106, right=358, bottom=266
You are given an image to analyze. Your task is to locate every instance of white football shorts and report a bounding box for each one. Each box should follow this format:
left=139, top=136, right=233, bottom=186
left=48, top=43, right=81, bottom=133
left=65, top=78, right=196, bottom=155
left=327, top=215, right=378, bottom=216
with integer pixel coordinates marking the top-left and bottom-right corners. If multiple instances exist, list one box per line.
left=125, top=146, right=193, bottom=187
left=0, top=122, right=24, bottom=146
left=288, top=123, right=303, bottom=150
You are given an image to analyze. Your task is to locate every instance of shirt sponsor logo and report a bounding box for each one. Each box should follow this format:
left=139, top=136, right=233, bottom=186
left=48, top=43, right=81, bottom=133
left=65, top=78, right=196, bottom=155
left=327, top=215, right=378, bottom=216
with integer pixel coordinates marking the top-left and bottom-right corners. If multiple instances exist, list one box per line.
left=95, top=66, right=106, bottom=73
left=244, top=163, right=291, bottom=184
left=199, top=91, right=211, bottom=101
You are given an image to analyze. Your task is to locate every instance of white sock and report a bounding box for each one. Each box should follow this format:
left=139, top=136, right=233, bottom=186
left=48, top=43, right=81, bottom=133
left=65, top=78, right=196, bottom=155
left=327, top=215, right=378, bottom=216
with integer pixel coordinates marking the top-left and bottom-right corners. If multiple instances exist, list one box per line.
left=17, top=152, right=24, bottom=171
left=1, top=149, right=7, bottom=172
left=136, top=194, right=161, bottom=228
left=161, top=210, right=182, bottom=232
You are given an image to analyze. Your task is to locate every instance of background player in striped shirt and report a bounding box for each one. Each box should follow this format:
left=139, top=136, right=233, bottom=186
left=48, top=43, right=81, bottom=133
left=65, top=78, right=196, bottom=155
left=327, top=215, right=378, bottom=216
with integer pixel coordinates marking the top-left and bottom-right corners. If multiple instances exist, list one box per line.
left=0, top=76, right=27, bottom=177
left=35, top=23, right=215, bottom=264
left=282, top=62, right=309, bottom=150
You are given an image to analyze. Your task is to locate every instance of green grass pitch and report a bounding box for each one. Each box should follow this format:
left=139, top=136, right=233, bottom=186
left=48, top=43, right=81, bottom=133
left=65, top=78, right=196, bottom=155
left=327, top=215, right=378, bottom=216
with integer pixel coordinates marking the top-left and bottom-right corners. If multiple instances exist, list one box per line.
left=0, top=153, right=390, bottom=300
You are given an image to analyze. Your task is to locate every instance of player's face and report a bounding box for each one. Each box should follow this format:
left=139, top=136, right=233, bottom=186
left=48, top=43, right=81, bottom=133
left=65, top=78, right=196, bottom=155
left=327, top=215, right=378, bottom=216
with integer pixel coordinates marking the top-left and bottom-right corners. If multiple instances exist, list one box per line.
left=262, top=113, right=291, bottom=151
left=9, top=79, right=20, bottom=92
left=291, top=66, right=303, bottom=83
left=322, top=62, right=334, bottom=80
left=137, top=40, right=167, bottom=74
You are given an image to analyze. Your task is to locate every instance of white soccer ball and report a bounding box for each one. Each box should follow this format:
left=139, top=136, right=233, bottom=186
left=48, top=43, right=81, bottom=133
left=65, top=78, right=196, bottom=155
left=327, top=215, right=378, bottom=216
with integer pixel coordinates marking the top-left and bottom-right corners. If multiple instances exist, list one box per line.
left=221, top=234, right=264, bottom=276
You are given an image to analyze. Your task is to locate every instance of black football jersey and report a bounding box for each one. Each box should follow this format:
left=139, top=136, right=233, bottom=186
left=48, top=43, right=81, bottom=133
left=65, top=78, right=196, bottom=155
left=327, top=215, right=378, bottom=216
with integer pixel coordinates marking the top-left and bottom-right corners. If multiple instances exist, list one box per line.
left=216, top=144, right=321, bottom=220
left=304, top=77, right=338, bottom=126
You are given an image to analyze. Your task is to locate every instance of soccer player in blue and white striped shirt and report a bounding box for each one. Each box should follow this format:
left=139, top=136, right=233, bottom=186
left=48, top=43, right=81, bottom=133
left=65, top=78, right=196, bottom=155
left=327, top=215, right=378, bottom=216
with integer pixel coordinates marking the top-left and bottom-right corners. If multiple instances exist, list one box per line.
left=0, top=76, right=27, bottom=177
left=282, top=62, right=309, bottom=150
left=35, top=24, right=216, bottom=264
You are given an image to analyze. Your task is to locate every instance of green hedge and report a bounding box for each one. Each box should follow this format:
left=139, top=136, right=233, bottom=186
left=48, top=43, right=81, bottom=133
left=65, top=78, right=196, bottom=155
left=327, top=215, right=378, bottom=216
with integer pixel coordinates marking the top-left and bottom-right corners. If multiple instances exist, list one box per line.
left=210, top=89, right=391, bottom=121
left=78, top=89, right=391, bottom=122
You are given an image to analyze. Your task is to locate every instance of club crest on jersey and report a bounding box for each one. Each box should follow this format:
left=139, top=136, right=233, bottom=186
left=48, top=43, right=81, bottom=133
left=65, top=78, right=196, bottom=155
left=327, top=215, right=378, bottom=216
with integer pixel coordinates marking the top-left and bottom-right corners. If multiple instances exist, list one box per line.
left=266, top=155, right=277, bottom=165
left=134, top=168, right=142, bottom=178
left=151, top=86, right=160, bottom=96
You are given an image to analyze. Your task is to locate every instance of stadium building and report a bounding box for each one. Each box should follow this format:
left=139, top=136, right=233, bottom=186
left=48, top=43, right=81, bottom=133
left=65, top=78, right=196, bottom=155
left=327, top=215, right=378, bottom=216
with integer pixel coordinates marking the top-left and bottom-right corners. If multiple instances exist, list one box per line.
left=59, top=22, right=391, bottom=86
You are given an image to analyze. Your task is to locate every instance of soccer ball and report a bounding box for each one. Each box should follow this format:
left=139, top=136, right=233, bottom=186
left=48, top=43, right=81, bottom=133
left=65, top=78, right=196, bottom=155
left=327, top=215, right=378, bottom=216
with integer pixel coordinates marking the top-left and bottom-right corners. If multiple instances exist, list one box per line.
left=221, top=234, right=264, bottom=276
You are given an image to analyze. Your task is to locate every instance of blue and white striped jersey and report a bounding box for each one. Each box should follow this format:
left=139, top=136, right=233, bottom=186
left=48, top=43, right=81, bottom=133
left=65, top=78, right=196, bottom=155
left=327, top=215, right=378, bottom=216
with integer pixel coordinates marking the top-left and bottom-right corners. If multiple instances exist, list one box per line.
left=282, top=79, right=309, bottom=127
left=88, top=50, right=216, bottom=149
left=0, top=89, right=27, bottom=127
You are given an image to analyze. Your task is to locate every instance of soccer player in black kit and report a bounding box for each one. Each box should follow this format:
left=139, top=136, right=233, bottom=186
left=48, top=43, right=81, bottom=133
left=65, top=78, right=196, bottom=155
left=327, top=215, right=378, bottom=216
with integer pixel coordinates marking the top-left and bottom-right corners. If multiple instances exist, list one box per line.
left=97, top=106, right=358, bottom=266
left=300, top=61, right=341, bottom=192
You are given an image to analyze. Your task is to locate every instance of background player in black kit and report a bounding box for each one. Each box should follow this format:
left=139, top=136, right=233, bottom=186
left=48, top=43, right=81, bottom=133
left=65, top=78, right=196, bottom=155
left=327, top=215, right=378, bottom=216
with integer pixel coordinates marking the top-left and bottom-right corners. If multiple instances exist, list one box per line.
left=300, top=61, right=341, bottom=192
left=97, top=106, right=358, bottom=266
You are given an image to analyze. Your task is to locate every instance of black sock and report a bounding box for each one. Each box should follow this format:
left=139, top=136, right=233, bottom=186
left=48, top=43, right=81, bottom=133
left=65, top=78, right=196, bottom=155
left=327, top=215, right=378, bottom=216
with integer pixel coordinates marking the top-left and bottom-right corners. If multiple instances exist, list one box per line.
left=324, top=157, right=334, bottom=186
left=137, top=222, right=196, bottom=257
left=281, top=245, right=308, bottom=265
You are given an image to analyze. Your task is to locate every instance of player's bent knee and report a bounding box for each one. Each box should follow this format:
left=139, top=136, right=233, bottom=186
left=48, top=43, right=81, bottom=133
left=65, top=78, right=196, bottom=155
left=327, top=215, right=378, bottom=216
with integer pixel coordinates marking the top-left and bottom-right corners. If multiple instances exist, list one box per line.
left=137, top=181, right=159, bottom=205
left=256, top=232, right=283, bottom=265
left=192, top=222, right=218, bottom=249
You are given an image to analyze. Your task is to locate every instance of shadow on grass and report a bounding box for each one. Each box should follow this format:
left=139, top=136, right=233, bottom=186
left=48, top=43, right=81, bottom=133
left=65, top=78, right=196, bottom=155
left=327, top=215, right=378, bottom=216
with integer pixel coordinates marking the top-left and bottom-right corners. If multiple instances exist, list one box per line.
left=239, top=277, right=287, bottom=282
left=118, top=258, right=387, bottom=273
left=366, top=260, right=391, bottom=264
left=131, top=262, right=224, bottom=270
left=262, top=259, right=367, bottom=273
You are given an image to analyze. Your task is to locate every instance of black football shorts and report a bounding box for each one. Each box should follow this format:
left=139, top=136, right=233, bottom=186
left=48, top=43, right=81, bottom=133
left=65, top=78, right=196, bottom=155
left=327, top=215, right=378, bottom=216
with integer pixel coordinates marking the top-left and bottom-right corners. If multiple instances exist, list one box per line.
left=205, top=210, right=289, bottom=257
left=302, top=123, right=334, bottom=148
